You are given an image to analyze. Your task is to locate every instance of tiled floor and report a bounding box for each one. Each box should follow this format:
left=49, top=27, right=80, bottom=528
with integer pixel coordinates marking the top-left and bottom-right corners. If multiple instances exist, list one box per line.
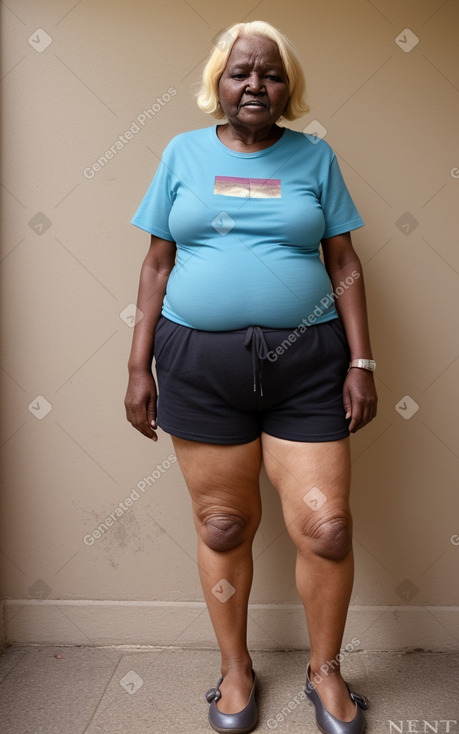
left=0, top=646, right=458, bottom=733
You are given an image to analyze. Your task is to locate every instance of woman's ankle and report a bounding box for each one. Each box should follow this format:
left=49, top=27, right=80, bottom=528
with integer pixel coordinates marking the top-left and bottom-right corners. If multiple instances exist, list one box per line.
left=308, top=660, right=344, bottom=686
left=220, top=656, right=253, bottom=677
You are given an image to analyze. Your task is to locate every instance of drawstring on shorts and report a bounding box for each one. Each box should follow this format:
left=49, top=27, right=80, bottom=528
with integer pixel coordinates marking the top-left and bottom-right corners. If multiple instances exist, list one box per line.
left=244, top=326, right=269, bottom=396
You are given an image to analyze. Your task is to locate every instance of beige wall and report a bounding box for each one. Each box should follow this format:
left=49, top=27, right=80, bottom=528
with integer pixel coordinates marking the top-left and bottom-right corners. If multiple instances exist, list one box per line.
left=1, top=0, right=458, bottom=650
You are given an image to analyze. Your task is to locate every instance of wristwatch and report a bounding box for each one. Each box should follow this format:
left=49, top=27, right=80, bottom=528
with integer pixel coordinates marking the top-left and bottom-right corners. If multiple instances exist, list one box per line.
left=348, top=359, right=376, bottom=372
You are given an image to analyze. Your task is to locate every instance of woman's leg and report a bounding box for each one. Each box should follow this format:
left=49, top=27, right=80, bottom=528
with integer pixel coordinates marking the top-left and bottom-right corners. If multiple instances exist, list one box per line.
left=172, top=436, right=263, bottom=714
left=261, top=434, right=357, bottom=721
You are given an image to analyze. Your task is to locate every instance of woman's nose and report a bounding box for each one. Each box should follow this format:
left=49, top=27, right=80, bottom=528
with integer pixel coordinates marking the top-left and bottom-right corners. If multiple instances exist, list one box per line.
left=246, top=74, right=264, bottom=93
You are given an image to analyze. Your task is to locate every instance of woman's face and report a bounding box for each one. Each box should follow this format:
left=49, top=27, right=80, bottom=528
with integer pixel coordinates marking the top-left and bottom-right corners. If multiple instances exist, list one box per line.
left=218, top=35, right=290, bottom=130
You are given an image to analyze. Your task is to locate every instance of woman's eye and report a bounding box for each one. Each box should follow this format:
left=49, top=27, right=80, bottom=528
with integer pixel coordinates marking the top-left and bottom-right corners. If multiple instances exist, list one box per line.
left=230, top=72, right=283, bottom=81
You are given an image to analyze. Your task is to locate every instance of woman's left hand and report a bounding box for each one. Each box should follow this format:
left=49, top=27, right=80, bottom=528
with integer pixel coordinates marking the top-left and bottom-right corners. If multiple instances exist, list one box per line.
left=343, top=368, right=378, bottom=433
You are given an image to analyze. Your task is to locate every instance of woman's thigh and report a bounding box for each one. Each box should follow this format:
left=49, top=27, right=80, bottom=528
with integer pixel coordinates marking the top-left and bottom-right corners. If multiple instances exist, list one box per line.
left=261, top=433, right=351, bottom=544
left=171, top=436, right=263, bottom=527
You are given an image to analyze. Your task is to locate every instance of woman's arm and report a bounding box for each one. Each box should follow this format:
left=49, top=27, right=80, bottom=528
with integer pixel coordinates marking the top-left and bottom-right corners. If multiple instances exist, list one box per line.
left=124, top=235, right=176, bottom=440
left=321, top=232, right=378, bottom=433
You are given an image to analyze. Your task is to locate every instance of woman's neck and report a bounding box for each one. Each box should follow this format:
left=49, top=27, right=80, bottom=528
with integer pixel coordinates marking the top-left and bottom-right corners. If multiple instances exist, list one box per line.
left=216, top=123, right=284, bottom=152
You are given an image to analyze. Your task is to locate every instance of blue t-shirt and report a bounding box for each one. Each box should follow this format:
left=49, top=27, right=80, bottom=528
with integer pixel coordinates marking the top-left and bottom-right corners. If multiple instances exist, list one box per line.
left=131, top=125, right=364, bottom=330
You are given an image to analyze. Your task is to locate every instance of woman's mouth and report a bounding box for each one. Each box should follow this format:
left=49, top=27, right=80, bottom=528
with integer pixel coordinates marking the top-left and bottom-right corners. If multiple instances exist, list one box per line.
left=241, top=101, right=267, bottom=108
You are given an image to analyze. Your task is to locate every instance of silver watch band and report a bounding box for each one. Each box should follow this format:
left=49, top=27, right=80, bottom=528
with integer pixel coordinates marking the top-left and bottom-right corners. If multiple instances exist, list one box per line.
left=348, top=359, right=376, bottom=372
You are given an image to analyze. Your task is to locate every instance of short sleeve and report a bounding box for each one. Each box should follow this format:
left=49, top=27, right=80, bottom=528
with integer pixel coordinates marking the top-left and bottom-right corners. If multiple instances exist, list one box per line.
left=131, top=147, right=176, bottom=240
left=320, top=154, right=364, bottom=239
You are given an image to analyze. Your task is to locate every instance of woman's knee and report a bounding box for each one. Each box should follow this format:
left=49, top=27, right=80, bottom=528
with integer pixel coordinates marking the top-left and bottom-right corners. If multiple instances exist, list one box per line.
left=198, top=510, right=259, bottom=552
left=294, top=512, right=353, bottom=561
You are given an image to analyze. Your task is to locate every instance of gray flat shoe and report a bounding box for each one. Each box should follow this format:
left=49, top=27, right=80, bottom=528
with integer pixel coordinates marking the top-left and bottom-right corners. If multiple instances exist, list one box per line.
left=205, top=670, right=257, bottom=734
left=305, top=664, right=368, bottom=734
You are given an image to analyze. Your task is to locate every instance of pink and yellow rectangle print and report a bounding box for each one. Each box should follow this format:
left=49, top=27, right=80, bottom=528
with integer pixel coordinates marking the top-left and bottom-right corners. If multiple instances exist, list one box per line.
left=214, top=176, right=281, bottom=198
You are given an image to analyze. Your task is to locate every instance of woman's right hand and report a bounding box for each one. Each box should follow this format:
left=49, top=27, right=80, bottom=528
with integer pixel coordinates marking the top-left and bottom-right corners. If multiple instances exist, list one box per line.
left=124, top=369, right=159, bottom=441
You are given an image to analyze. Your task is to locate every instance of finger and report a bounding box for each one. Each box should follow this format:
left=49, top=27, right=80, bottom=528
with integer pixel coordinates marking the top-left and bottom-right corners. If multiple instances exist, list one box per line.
left=146, top=416, right=157, bottom=438
left=129, top=418, right=150, bottom=438
left=147, top=426, right=158, bottom=441
left=348, top=415, right=359, bottom=433
left=128, top=407, right=157, bottom=440
left=350, top=403, right=376, bottom=432
left=137, top=422, right=158, bottom=440
left=348, top=404, right=364, bottom=433
left=343, top=386, right=363, bottom=431
left=147, top=397, right=157, bottom=430
left=343, top=387, right=352, bottom=421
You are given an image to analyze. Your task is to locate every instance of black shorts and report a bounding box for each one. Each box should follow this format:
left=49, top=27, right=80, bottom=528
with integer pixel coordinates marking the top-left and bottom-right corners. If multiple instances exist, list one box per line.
left=153, top=316, right=351, bottom=445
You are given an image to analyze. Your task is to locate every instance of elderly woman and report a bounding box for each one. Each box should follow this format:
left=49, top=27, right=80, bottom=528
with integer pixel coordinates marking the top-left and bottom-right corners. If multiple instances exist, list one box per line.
left=125, top=20, right=377, bottom=734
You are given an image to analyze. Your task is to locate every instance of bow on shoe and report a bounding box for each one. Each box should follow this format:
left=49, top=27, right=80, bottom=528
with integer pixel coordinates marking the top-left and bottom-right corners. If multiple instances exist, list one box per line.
left=349, top=691, right=368, bottom=710
left=205, top=678, right=223, bottom=703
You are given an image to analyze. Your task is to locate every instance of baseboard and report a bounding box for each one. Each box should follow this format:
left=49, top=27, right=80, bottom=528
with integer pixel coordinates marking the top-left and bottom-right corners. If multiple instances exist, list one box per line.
left=0, top=600, right=5, bottom=651
left=4, top=600, right=458, bottom=650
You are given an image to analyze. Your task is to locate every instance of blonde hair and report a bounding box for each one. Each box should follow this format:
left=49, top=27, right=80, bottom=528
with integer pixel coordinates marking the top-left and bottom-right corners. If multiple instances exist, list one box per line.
left=196, top=21, right=310, bottom=121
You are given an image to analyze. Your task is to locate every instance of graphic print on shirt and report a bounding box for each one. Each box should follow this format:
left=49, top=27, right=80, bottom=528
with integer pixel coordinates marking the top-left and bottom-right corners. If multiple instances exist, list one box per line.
left=214, top=176, right=281, bottom=198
